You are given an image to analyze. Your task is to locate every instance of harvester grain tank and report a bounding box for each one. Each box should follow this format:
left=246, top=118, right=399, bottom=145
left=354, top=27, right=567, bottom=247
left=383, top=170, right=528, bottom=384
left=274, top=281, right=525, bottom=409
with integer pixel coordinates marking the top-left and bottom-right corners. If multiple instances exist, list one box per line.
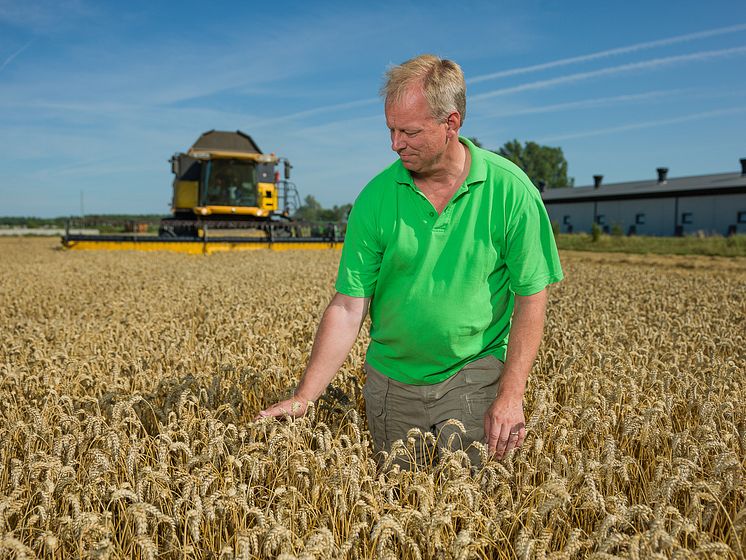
left=62, top=130, right=344, bottom=253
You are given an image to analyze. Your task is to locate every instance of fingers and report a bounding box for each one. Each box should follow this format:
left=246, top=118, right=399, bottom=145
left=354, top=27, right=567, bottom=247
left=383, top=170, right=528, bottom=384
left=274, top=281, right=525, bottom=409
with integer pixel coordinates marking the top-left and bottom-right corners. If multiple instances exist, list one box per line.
left=485, top=417, right=511, bottom=459
left=494, top=424, right=511, bottom=459
left=255, top=397, right=307, bottom=421
left=485, top=414, right=526, bottom=459
left=255, top=403, right=286, bottom=420
left=504, top=430, right=520, bottom=457
left=501, top=422, right=526, bottom=458
left=515, top=425, right=527, bottom=449
left=485, top=415, right=500, bottom=455
left=493, top=425, right=525, bottom=459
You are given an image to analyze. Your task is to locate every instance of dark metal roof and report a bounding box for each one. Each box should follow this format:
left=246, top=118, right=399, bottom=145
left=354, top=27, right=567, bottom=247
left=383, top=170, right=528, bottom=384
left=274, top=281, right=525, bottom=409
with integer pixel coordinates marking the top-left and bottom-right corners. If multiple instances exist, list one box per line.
left=541, top=171, right=746, bottom=204
left=190, top=130, right=263, bottom=154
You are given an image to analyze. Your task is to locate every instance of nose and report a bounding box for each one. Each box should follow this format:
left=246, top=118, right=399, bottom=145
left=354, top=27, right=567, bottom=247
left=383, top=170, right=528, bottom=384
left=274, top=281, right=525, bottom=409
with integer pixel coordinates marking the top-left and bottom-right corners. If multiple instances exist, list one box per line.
left=390, top=130, right=406, bottom=153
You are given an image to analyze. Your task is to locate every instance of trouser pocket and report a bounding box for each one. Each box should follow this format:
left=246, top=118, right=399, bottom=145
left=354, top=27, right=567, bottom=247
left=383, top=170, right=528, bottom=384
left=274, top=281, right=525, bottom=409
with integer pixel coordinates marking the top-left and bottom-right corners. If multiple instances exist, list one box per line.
left=363, top=363, right=388, bottom=453
left=461, top=355, right=504, bottom=396
left=447, top=356, right=505, bottom=461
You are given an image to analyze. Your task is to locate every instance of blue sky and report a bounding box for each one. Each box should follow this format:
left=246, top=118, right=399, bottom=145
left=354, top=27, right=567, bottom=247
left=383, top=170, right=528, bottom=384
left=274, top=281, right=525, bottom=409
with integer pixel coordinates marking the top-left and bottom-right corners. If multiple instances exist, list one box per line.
left=1, top=0, right=745, bottom=217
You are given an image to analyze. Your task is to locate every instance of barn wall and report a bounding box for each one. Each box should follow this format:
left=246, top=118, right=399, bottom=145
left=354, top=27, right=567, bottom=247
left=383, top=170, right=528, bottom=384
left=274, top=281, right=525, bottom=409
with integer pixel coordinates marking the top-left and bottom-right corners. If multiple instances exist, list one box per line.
left=545, top=202, right=594, bottom=233
left=544, top=193, right=746, bottom=236
left=678, top=194, right=746, bottom=235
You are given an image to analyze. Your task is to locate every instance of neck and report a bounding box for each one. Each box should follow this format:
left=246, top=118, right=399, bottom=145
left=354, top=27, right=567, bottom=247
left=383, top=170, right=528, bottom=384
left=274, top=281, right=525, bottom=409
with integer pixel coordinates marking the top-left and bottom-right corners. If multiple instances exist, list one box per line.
left=413, top=136, right=469, bottom=190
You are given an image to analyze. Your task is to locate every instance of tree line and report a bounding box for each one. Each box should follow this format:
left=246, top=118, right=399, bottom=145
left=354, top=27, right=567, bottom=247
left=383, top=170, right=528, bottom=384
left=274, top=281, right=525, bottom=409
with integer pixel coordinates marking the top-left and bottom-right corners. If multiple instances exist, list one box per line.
left=293, top=197, right=352, bottom=223
left=0, top=214, right=167, bottom=228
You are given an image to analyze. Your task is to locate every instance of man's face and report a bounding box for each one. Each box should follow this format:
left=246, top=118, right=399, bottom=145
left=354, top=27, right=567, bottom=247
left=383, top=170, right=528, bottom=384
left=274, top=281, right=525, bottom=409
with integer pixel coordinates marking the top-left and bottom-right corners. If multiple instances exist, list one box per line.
left=385, top=87, right=450, bottom=175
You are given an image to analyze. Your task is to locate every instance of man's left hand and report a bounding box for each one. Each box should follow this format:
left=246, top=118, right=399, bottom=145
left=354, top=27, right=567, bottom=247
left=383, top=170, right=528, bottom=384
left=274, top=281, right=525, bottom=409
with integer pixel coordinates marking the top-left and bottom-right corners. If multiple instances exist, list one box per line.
left=484, top=393, right=526, bottom=459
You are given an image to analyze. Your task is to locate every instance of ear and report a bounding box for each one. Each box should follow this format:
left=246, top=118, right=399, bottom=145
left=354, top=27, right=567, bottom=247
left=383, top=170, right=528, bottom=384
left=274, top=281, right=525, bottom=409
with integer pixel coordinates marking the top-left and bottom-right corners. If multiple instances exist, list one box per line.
left=445, top=111, right=462, bottom=138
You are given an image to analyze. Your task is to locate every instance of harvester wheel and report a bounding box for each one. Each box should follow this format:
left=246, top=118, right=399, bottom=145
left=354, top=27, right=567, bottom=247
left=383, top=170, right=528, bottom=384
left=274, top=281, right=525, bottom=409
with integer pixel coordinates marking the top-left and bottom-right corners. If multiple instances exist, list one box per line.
left=272, top=225, right=293, bottom=238
left=159, top=222, right=198, bottom=238
left=158, top=226, right=177, bottom=238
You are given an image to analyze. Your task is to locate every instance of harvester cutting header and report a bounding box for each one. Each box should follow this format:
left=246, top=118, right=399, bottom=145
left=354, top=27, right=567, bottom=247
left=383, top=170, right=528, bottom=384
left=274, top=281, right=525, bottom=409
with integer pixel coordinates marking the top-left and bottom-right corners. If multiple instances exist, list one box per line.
left=62, top=130, right=345, bottom=253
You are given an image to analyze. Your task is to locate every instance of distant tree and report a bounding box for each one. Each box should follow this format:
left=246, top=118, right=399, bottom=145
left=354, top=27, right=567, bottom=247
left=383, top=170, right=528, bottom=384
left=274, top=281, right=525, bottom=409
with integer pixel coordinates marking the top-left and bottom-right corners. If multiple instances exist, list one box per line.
left=466, top=138, right=572, bottom=188
left=497, top=140, right=573, bottom=188
left=294, top=195, right=351, bottom=222
left=294, top=195, right=323, bottom=221
left=319, top=203, right=353, bottom=222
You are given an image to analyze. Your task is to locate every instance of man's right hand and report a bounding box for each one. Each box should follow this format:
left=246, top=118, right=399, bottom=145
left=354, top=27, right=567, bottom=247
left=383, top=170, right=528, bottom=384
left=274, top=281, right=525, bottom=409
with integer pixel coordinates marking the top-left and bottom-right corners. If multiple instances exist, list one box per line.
left=253, top=292, right=369, bottom=422
left=255, top=395, right=309, bottom=420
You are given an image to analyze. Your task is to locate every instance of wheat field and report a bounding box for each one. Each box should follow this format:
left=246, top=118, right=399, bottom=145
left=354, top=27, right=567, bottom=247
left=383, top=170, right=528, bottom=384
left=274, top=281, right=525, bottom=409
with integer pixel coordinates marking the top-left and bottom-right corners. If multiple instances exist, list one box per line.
left=0, top=237, right=744, bottom=559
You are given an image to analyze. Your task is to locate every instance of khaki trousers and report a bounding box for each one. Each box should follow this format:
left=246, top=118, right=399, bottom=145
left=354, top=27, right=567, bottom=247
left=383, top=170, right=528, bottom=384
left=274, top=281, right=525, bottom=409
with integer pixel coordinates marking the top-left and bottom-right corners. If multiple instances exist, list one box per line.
left=363, top=355, right=504, bottom=469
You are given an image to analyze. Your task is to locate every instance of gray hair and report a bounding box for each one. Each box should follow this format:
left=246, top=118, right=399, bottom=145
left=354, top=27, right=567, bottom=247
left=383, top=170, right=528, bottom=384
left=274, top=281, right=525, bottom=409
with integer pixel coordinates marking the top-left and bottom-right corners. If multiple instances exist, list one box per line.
left=380, top=54, right=466, bottom=123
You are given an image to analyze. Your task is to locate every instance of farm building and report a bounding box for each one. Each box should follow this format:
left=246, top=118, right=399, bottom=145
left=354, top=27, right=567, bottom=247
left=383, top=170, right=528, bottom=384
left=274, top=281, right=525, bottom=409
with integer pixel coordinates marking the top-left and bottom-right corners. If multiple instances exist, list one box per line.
left=541, top=158, right=746, bottom=236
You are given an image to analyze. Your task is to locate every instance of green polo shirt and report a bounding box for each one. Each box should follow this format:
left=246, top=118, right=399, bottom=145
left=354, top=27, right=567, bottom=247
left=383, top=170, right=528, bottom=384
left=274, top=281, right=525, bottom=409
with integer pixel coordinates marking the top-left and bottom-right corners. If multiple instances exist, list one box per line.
left=335, top=137, right=563, bottom=385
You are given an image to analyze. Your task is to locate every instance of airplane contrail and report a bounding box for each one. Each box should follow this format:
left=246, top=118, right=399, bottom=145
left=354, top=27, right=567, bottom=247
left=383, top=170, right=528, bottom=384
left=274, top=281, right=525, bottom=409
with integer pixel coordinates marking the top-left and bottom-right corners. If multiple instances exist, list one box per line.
left=6, top=24, right=734, bottom=120
left=467, top=23, right=746, bottom=84
left=539, top=106, right=746, bottom=142
left=482, top=89, right=683, bottom=118
left=0, top=40, right=34, bottom=73
left=261, top=97, right=379, bottom=124
left=227, top=25, right=746, bottom=124
left=471, top=46, right=746, bottom=102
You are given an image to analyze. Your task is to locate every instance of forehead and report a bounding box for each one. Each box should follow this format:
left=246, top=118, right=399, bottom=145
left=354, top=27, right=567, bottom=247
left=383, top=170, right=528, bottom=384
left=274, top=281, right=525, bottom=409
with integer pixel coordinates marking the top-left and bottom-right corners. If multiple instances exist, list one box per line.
left=385, top=87, right=434, bottom=126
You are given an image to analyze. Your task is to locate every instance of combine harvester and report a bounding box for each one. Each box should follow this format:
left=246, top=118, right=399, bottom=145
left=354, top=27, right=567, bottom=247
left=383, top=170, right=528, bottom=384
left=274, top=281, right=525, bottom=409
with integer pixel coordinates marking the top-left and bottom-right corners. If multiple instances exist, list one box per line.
left=62, top=130, right=345, bottom=254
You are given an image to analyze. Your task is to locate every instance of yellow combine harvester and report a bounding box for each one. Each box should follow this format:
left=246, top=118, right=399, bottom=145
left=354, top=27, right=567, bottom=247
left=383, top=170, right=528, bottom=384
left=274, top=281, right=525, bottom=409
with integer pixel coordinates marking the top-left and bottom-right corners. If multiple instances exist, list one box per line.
left=62, top=130, right=344, bottom=254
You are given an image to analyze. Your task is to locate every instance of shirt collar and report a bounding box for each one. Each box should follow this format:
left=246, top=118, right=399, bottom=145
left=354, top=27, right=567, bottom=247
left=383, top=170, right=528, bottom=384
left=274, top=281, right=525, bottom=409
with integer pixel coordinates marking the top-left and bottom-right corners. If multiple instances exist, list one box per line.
left=393, top=135, right=487, bottom=190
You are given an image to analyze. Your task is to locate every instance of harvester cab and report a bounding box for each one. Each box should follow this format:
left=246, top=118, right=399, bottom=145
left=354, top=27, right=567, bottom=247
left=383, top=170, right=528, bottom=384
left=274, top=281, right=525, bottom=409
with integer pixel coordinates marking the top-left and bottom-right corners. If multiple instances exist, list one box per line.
left=160, top=130, right=299, bottom=236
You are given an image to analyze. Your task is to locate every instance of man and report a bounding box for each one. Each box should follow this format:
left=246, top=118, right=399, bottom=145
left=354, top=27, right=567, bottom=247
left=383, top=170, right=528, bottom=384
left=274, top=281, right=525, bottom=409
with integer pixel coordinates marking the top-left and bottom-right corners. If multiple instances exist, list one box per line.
left=258, top=54, right=563, bottom=467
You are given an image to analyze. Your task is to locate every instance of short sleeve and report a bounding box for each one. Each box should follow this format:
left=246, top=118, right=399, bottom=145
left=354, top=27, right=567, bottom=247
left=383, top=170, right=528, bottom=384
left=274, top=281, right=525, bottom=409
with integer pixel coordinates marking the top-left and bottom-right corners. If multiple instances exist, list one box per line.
left=504, top=182, right=564, bottom=296
left=335, top=191, right=383, bottom=298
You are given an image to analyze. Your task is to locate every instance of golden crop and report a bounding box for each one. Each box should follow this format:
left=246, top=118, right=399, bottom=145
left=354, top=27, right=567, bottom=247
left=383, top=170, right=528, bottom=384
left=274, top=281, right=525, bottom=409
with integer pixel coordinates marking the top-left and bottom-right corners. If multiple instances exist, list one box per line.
left=0, top=238, right=744, bottom=559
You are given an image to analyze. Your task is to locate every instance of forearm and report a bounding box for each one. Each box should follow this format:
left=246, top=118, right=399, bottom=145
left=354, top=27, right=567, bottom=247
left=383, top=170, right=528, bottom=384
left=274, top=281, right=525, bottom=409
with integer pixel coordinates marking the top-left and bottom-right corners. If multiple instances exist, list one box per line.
left=498, top=290, right=548, bottom=399
left=294, top=295, right=367, bottom=402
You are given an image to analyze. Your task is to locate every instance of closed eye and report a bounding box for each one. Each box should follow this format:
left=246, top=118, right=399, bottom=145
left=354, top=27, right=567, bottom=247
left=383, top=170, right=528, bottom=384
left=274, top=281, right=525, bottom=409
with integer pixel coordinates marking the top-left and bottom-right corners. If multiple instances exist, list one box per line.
left=388, top=128, right=421, bottom=138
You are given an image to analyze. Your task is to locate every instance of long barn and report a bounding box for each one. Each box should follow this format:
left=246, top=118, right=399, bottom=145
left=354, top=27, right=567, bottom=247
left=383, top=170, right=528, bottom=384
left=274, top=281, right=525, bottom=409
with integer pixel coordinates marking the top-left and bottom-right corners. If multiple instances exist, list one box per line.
left=541, top=158, right=746, bottom=236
